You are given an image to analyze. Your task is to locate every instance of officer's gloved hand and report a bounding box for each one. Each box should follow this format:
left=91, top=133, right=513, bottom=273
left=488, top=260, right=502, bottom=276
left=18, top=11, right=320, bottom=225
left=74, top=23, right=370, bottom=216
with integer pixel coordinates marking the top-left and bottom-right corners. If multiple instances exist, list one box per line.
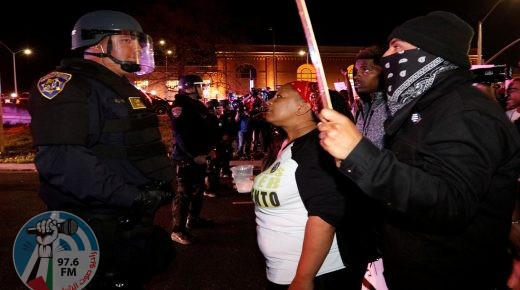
left=133, top=181, right=173, bottom=214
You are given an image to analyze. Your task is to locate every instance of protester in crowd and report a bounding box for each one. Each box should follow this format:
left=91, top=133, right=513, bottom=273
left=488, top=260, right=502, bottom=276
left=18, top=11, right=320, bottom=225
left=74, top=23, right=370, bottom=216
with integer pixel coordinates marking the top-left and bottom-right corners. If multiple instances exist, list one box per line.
left=28, top=10, right=175, bottom=289
left=260, top=89, right=352, bottom=171
left=317, top=11, right=520, bottom=289
left=505, top=77, right=520, bottom=290
left=205, top=99, right=235, bottom=195
left=234, top=96, right=252, bottom=159
left=345, top=45, right=390, bottom=289
left=168, top=74, right=219, bottom=245
left=245, top=89, right=267, bottom=156
left=252, top=81, right=377, bottom=290
left=351, top=45, right=390, bottom=149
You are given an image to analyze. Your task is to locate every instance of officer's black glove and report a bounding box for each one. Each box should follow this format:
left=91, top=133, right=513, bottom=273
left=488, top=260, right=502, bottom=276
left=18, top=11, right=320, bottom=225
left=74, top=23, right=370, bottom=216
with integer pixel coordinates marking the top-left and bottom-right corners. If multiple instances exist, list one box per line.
left=133, top=181, right=173, bottom=214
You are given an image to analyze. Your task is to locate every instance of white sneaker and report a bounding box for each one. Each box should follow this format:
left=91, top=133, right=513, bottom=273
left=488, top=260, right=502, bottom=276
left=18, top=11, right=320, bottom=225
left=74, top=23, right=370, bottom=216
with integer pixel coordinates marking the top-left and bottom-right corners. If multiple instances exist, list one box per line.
left=203, top=191, right=216, bottom=197
left=171, top=231, right=193, bottom=245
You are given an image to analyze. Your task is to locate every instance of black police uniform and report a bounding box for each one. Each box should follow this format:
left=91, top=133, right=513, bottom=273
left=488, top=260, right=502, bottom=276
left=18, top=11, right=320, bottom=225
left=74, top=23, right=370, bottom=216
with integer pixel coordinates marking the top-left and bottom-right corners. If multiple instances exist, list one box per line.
left=28, top=58, right=175, bottom=289
left=169, top=93, right=218, bottom=232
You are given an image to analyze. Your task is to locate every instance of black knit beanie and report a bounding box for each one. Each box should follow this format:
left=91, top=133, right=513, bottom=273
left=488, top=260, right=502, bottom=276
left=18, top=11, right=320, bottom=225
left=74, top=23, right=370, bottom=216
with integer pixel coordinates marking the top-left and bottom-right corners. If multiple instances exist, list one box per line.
left=388, top=11, right=474, bottom=69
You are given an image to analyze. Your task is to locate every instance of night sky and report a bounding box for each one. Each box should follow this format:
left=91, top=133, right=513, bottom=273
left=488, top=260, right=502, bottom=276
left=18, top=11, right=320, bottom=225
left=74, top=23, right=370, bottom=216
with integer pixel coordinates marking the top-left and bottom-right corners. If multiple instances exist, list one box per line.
left=0, top=0, right=518, bottom=94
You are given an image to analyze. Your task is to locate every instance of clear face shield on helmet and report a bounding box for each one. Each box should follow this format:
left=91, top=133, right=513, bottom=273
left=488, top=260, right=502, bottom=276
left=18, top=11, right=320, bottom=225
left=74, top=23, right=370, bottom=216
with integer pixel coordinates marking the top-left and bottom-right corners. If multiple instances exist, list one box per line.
left=103, top=30, right=155, bottom=75
left=194, top=83, right=206, bottom=98
left=180, top=81, right=207, bottom=99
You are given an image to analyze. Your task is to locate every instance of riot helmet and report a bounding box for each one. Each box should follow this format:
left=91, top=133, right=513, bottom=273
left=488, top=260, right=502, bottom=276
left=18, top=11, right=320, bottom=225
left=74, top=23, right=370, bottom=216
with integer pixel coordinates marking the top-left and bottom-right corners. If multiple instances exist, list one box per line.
left=179, top=75, right=204, bottom=89
left=178, top=75, right=205, bottom=99
left=71, top=10, right=155, bottom=75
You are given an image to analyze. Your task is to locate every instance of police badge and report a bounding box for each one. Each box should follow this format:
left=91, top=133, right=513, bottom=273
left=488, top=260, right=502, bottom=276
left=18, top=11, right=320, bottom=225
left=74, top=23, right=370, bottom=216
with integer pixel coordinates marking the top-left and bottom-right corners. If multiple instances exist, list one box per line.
left=171, top=107, right=182, bottom=117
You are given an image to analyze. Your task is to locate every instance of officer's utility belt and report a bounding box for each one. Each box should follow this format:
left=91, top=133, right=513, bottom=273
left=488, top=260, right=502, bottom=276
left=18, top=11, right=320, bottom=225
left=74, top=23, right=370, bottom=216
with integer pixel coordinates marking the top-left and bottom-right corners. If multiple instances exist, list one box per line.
left=66, top=208, right=154, bottom=240
left=175, top=159, right=209, bottom=167
left=91, top=142, right=166, bottom=159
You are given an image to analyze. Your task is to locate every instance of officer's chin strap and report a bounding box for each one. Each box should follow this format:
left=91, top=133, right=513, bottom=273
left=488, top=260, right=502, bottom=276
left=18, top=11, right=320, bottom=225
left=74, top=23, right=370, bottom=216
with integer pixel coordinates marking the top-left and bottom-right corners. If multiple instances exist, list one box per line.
left=189, top=85, right=204, bottom=100
left=188, top=92, right=201, bottom=100
left=84, top=36, right=141, bottom=73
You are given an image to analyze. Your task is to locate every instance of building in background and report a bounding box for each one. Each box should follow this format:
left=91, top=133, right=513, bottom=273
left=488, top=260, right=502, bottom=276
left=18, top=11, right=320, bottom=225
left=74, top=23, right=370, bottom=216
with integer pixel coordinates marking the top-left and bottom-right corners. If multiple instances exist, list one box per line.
left=130, top=44, right=483, bottom=102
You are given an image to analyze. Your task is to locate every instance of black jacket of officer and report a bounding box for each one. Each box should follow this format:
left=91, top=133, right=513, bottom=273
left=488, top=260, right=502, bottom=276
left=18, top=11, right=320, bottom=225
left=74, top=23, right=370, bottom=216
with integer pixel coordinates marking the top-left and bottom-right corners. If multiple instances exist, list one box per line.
left=28, top=10, right=174, bottom=215
left=170, top=93, right=219, bottom=161
left=28, top=58, right=176, bottom=287
left=28, top=11, right=176, bottom=289
left=29, top=58, right=174, bottom=213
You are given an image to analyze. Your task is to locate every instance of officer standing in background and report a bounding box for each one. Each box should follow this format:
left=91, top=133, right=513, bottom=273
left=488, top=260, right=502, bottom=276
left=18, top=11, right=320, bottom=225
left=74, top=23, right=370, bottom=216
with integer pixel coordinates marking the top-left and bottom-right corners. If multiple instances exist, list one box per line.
left=28, top=10, right=175, bottom=289
left=169, top=75, right=219, bottom=245
left=204, top=99, right=223, bottom=196
left=216, top=99, right=234, bottom=178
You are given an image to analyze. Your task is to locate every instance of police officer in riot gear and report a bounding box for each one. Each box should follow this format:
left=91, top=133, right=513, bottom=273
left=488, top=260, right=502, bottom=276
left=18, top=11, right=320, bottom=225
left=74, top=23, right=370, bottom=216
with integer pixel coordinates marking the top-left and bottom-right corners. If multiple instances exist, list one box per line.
left=169, top=74, right=219, bottom=245
left=28, top=10, right=175, bottom=289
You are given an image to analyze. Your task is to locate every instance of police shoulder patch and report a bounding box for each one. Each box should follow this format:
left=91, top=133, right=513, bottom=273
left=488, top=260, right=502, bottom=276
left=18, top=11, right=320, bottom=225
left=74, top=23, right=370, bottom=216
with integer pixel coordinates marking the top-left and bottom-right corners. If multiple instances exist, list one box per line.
left=171, top=106, right=182, bottom=117
left=37, top=71, right=72, bottom=100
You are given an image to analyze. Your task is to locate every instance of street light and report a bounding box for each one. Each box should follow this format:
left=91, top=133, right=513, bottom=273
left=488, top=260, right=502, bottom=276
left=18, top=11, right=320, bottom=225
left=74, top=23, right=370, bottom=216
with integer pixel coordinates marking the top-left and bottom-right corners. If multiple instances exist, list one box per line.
left=299, top=50, right=309, bottom=64
left=0, top=42, right=31, bottom=154
left=158, top=40, right=174, bottom=81
left=165, top=49, right=173, bottom=76
left=477, top=0, right=505, bottom=64
left=0, top=42, right=31, bottom=96
left=268, top=27, right=276, bottom=89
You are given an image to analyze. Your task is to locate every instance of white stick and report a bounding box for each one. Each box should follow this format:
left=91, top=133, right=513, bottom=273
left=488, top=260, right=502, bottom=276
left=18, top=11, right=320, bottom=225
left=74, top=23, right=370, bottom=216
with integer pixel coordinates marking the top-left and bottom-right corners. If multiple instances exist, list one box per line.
left=295, top=0, right=332, bottom=110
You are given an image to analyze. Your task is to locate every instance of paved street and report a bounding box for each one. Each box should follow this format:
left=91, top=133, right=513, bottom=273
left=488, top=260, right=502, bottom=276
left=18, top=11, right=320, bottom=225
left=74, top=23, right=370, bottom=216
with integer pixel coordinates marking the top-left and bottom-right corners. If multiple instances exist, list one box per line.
left=1, top=160, right=268, bottom=290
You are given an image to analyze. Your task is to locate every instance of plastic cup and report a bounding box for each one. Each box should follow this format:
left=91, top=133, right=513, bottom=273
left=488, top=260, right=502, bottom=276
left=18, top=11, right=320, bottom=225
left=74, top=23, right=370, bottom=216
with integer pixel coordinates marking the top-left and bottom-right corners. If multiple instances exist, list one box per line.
left=231, top=165, right=254, bottom=193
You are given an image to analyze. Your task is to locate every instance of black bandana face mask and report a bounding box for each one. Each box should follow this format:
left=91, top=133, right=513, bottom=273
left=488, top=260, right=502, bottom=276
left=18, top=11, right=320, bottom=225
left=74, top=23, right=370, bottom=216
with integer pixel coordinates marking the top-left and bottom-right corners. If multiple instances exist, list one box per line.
left=381, top=48, right=452, bottom=115
left=382, top=48, right=437, bottom=100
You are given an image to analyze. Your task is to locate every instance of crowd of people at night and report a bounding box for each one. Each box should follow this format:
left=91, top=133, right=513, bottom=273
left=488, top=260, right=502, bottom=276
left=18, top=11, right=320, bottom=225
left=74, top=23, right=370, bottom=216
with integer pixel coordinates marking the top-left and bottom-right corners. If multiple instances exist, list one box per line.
left=24, top=7, right=520, bottom=290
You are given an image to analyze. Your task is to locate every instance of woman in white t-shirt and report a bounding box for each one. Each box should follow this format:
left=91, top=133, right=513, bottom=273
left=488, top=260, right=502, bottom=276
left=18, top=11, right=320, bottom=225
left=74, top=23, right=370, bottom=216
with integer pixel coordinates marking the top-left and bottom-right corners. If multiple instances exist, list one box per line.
left=252, top=81, right=378, bottom=290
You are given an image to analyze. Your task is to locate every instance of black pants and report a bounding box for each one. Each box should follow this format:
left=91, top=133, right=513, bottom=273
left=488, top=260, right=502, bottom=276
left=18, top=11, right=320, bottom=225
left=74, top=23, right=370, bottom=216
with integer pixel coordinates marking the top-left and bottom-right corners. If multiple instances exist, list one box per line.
left=80, top=214, right=175, bottom=289
left=215, top=141, right=232, bottom=176
left=172, top=160, right=207, bottom=232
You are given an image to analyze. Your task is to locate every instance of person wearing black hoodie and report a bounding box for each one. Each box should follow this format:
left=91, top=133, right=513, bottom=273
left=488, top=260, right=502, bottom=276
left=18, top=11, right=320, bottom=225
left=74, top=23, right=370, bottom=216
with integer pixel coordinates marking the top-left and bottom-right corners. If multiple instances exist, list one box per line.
left=318, top=11, right=520, bottom=290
